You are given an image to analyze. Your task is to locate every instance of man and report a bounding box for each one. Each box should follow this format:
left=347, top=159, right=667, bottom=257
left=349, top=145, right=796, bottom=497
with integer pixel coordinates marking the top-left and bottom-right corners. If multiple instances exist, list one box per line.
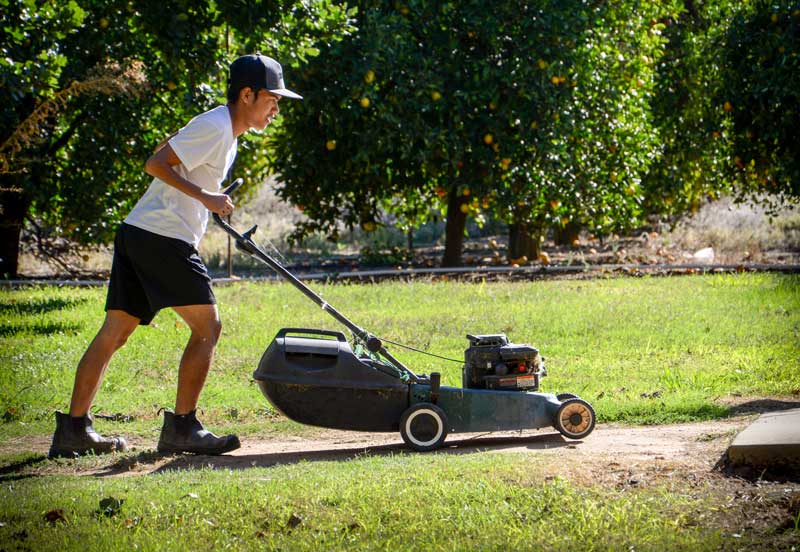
left=49, top=54, right=302, bottom=458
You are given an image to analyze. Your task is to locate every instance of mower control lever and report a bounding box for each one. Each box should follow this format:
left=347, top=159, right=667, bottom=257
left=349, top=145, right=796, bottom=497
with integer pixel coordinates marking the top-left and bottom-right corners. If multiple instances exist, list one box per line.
left=242, top=225, right=258, bottom=240
left=222, top=177, right=244, bottom=197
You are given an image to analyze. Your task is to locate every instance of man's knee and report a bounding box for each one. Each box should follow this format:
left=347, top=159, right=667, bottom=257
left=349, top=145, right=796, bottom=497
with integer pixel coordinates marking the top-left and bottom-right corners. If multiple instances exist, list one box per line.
left=192, top=317, right=222, bottom=345
left=111, top=332, right=130, bottom=351
left=99, top=313, right=139, bottom=351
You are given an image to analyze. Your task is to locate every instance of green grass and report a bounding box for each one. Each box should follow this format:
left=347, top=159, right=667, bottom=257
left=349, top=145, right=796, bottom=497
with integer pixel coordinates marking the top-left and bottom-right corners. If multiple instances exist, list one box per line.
left=1, top=274, right=798, bottom=550
left=0, top=453, right=741, bottom=551
left=1, top=273, right=798, bottom=440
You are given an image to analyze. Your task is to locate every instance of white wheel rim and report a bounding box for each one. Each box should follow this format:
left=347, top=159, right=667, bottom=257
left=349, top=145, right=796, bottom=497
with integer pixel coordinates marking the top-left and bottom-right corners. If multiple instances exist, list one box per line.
left=405, top=409, right=444, bottom=447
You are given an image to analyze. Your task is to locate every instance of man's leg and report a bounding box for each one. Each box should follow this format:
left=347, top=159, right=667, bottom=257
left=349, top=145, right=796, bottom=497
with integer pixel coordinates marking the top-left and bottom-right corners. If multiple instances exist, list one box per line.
left=69, top=309, right=141, bottom=416
left=172, top=304, right=222, bottom=414
left=50, top=309, right=139, bottom=458
left=157, top=303, right=239, bottom=455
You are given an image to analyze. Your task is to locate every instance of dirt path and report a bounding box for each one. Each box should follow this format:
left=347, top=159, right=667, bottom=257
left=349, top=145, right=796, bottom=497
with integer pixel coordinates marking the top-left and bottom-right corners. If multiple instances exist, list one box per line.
left=30, top=416, right=745, bottom=479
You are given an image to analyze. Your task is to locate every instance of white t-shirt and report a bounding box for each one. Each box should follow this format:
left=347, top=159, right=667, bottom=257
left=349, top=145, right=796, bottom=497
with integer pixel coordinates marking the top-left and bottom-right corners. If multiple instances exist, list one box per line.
left=125, top=105, right=238, bottom=247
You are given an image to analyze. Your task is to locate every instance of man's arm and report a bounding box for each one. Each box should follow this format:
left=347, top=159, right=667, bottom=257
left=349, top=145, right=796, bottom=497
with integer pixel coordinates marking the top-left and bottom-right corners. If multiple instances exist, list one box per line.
left=144, top=144, right=234, bottom=216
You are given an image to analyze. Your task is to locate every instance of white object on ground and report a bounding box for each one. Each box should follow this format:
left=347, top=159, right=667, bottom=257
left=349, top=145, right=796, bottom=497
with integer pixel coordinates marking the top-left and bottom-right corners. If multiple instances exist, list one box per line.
left=692, top=247, right=715, bottom=263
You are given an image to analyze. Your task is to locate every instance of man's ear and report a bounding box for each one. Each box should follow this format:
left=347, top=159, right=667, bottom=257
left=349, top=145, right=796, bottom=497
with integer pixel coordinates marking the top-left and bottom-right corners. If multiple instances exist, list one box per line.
left=238, top=86, right=255, bottom=104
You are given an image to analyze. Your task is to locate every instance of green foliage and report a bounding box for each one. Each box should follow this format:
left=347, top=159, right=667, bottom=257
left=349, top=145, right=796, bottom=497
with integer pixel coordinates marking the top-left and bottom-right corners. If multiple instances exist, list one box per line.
left=644, top=0, right=800, bottom=218
left=643, top=1, right=738, bottom=218
left=494, top=1, right=675, bottom=241
left=720, top=0, right=800, bottom=201
left=0, top=0, right=354, bottom=246
left=271, top=0, right=680, bottom=256
left=2, top=0, right=798, bottom=273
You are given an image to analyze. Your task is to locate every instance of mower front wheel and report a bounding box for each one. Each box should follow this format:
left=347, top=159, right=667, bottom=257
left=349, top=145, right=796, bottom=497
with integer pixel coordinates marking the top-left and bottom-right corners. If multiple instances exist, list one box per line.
left=554, top=398, right=596, bottom=440
left=400, top=403, right=448, bottom=452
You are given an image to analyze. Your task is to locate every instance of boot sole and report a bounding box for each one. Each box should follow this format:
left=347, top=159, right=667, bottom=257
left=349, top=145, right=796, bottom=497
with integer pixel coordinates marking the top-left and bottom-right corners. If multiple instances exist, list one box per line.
left=48, top=438, right=128, bottom=459
left=48, top=447, right=80, bottom=459
left=157, top=436, right=241, bottom=456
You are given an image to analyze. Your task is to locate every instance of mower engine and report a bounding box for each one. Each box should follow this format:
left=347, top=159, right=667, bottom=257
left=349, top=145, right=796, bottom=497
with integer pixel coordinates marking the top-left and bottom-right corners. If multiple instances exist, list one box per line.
left=462, top=334, right=545, bottom=391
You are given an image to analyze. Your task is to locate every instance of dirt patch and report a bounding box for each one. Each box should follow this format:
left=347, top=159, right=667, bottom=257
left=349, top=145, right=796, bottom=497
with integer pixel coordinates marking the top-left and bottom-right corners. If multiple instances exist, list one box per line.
left=0, top=417, right=751, bottom=478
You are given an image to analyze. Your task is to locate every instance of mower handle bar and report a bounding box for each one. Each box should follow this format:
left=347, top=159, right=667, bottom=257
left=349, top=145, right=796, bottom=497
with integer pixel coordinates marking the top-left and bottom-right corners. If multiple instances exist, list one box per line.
left=212, top=179, right=425, bottom=383
left=276, top=328, right=347, bottom=342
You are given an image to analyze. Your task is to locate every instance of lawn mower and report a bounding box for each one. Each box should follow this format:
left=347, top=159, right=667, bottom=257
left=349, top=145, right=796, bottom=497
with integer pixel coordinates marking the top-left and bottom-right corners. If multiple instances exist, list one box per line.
left=213, top=179, right=596, bottom=452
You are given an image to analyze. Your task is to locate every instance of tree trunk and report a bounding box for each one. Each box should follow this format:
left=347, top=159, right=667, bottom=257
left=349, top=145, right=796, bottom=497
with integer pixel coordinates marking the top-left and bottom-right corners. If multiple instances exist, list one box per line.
left=553, top=221, right=582, bottom=246
left=442, top=185, right=467, bottom=267
left=0, top=179, right=29, bottom=278
left=508, top=222, right=542, bottom=261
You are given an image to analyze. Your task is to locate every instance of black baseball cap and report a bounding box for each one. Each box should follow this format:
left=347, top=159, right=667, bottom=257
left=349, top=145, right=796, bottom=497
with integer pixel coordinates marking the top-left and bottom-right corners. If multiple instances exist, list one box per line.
left=228, top=54, right=302, bottom=100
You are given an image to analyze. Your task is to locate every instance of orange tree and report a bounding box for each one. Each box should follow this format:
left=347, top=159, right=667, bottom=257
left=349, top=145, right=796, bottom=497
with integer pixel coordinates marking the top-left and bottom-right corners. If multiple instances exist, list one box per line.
left=0, top=0, right=354, bottom=277
left=642, top=0, right=748, bottom=219
left=493, top=2, right=676, bottom=258
left=642, top=0, right=799, bottom=220
left=271, top=0, right=678, bottom=265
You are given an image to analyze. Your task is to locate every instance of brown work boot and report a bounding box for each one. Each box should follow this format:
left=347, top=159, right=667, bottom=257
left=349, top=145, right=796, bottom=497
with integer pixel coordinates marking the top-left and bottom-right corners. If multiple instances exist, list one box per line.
left=48, top=411, right=129, bottom=459
left=157, top=410, right=240, bottom=455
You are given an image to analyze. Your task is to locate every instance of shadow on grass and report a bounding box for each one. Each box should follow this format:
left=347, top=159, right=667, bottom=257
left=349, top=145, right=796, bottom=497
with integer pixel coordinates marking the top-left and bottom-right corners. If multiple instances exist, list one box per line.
left=93, top=432, right=573, bottom=477
left=0, top=454, right=48, bottom=482
left=0, top=321, right=82, bottom=337
left=0, top=297, right=88, bottom=316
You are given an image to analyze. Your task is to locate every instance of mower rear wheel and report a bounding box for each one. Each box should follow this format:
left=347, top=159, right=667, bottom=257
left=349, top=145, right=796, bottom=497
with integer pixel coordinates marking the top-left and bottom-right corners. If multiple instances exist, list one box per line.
left=554, top=398, right=596, bottom=440
left=400, top=403, right=448, bottom=452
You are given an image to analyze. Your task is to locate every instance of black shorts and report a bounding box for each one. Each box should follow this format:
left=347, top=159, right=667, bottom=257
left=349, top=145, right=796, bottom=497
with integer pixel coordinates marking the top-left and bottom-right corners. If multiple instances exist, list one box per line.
left=105, top=223, right=215, bottom=325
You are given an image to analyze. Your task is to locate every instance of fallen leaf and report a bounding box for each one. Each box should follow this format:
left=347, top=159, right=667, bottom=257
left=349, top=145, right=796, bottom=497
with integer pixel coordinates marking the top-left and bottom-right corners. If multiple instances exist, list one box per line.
left=286, top=513, right=303, bottom=529
left=44, top=509, right=66, bottom=524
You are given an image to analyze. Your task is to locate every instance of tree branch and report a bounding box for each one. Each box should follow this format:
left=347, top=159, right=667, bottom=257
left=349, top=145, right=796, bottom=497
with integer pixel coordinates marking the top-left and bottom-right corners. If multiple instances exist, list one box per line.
left=47, top=110, right=89, bottom=156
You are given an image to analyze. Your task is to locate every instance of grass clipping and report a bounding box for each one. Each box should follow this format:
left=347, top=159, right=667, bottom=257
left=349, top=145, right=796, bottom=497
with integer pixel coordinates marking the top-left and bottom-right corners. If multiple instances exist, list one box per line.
left=0, top=59, right=147, bottom=175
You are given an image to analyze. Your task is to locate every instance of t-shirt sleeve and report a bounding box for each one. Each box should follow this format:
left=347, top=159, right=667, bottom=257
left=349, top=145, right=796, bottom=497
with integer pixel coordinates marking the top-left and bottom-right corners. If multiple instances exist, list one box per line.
left=168, top=116, right=224, bottom=172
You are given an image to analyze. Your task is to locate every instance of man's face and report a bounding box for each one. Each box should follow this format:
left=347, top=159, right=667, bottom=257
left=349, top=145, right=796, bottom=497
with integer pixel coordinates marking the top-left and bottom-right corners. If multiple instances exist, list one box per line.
left=245, top=88, right=281, bottom=131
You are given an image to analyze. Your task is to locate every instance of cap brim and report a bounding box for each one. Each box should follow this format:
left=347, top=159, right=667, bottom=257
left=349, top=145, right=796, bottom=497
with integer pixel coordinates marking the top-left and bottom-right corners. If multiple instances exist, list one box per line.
left=270, top=88, right=303, bottom=100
